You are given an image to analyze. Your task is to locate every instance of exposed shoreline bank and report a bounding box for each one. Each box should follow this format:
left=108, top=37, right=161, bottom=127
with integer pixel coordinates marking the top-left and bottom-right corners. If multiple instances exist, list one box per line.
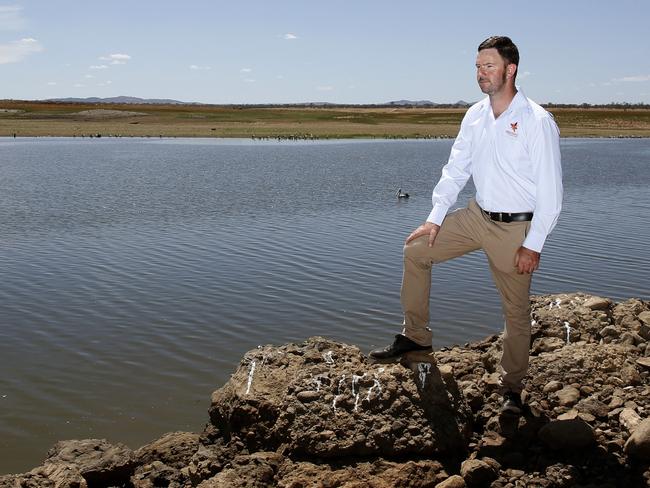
left=2, top=292, right=649, bottom=487
left=1, top=103, right=649, bottom=139
left=1, top=134, right=649, bottom=141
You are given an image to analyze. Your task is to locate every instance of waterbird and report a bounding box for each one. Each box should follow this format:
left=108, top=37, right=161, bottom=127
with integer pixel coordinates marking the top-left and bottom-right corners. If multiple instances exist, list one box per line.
left=396, top=188, right=410, bottom=199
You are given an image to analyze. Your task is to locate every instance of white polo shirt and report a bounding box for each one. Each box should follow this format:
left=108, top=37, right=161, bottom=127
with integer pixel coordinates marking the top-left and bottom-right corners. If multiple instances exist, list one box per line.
left=426, top=89, right=563, bottom=253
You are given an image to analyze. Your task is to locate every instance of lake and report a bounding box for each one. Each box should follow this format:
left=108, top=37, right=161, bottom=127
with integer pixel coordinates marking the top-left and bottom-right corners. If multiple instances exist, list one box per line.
left=1, top=137, right=649, bottom=473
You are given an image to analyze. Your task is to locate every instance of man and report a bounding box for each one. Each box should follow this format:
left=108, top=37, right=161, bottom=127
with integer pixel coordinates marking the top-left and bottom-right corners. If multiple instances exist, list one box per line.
left=369, top=36, right=562, bottom=415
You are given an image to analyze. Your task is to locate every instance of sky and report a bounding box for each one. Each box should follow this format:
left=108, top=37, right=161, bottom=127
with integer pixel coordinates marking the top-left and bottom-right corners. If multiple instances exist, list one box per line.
left=1, top=1, right=649, bottom=105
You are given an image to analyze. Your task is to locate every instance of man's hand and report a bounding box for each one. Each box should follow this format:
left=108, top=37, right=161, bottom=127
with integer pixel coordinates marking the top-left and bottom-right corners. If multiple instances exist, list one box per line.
left=406, top=222, right=441, bottom=247
left=514, top=246, right=540, bottom=274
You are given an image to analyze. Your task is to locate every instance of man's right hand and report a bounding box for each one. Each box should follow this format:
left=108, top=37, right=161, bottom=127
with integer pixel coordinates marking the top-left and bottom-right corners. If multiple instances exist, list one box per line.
left=405, top=222, right=441, bottom=247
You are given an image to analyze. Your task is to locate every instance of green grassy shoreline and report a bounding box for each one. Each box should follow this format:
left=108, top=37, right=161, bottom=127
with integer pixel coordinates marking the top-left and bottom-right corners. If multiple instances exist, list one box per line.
left=1, top=101, right=649, bottom=139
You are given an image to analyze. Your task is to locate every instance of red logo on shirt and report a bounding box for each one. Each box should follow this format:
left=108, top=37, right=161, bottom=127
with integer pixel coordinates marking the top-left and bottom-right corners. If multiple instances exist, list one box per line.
left=510, top=122, right=518, bottom=133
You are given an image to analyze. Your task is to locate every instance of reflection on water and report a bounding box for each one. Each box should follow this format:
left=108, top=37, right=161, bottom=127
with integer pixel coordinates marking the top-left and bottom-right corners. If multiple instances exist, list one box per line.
left=0, top=137, right=649, bottom=473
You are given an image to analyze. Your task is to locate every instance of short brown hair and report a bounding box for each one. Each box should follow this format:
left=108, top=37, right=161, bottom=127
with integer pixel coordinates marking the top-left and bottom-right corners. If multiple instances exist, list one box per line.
left=478, top=36, right=519, bottom=69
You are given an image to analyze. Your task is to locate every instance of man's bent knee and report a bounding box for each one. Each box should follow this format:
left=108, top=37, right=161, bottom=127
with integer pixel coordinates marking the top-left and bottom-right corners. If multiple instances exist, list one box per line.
left=403, top=235, right=432, bottom=260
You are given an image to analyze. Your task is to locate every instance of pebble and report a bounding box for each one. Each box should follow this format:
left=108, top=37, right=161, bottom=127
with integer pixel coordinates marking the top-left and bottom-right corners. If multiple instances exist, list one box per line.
left=583, top=297, right=612, bottom=310
left=556, top=386, right=581, bottom=406
left=296, top=390, right=321, bottom=402
left=543, top=380, right=563, bottom=393
left=619, top=408, right=642, bottom=432
left=539, top=419, right=595, bottom=449
left=638, top=311, right=650, bottom=325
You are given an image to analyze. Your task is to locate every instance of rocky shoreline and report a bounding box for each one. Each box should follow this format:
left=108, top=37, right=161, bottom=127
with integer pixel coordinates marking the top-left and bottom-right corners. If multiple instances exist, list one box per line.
left=2, top=292, right=649, bottom=487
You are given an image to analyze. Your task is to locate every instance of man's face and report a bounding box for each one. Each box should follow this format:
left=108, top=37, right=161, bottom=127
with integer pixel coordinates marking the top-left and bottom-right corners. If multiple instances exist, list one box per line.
left=476, top=48, right=512, bottom=96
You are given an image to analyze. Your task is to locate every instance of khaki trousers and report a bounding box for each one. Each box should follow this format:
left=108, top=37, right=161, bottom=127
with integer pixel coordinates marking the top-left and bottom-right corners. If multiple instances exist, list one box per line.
left=401, top=199, right=532, bottom=393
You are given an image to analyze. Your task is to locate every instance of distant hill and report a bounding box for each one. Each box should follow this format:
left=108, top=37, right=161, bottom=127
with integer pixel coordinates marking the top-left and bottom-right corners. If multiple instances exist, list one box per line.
left=386, top=99, right=472, bottom=107
left=386, top=99, right=437, bottom=107
left=46, top=96, right=194, bottom=105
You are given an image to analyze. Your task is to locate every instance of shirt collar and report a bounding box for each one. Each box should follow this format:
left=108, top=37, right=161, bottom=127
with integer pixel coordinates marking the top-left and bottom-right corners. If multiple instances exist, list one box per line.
left=506, top=87, right=528, bottom=114
left=480, top=87, right=528, bottom=119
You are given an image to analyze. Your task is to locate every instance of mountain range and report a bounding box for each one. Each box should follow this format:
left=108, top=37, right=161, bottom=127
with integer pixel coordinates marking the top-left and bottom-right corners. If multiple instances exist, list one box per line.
left=45, top=96, right=472, bottom=107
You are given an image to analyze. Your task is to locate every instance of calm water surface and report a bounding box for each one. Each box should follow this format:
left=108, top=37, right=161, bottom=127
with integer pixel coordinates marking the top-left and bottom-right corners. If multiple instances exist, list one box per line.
left=1, top=137, right=649, bottom=473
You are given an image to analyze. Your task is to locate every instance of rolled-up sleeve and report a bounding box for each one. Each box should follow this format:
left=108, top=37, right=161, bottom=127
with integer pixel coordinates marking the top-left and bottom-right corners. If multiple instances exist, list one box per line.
left=522, top=115, right=563, bottom=252
left=426, top=114, right=474, bottom=225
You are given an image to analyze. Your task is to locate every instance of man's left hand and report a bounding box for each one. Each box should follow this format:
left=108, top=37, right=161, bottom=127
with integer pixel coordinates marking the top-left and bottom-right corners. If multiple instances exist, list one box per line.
left=514, top=246, right=540, bottom=274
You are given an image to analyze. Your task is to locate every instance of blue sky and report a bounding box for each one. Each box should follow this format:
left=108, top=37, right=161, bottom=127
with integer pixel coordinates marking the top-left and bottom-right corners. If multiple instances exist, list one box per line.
left=1, top=1, right=649, bottom=105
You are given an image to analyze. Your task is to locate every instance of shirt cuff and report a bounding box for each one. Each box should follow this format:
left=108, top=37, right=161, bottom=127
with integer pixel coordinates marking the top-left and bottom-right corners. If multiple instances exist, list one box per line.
left=522, top=230, right=546, bottom=253
left=426, top=204, right=449, bottom=226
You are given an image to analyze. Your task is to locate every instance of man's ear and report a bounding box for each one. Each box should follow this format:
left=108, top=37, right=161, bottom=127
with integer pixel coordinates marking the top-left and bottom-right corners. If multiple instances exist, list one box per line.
left=507, top=64, right=518, bottom=79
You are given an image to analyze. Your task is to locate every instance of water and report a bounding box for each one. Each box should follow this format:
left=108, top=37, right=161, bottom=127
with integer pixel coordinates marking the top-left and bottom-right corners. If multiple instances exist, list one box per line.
left=1, top=137, right=649, bottom=473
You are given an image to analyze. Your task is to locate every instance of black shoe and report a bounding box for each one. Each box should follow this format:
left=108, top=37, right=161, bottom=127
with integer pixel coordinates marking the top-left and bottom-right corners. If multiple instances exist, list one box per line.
left=501, top=391, right=523, bottom=415
left=369, top=334, right=432, bottom=363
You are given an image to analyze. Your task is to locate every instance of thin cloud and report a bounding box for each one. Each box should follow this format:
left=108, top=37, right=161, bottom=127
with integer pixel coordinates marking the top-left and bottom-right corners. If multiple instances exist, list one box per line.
left=0, top=37, right=43, bottom=64
left=283, top=33, right=298, bottom=40
left=190, top=64, right=211, bottom=70
left=316, top=85, right=334, bottom=91
left=240, top=68, right=252, bottom=73
left=90, top=64, right=108, bottom=70
left=84, top=74, right=94, bottom=79
left=0, top=5, right=26, bottom=31
left=47, top=81, right=56, bottom=86
left=100, top=53, right=131, bottom=65
left=73, top=83, right=85, bottom=88
left=614, top=74, right=650, bottom=82
left=97, top=80, right=112, bottom=87
left=243, top=78, right=255, bottom=83
left=519, top=71, right=531, bottom=80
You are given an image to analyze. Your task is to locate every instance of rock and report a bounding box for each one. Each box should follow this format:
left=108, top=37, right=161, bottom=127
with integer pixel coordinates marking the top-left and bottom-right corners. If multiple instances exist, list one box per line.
left=620, top=331, right=645, bottom=346
left=576, top=396, right=609, bottom=418
left=637, top=357, right=650, bottom=369
left=4, top=293, right=650, bottom=487
left=460, top=458, right=498, bottom=487
left=599, top=325, right=620, bottom=338
left=638, top=311, right=650, bottom=325
left=276, top=458, right=447, bottom=488
left=538, top=419, right=595, bottom=449
left=584, top=296, right=612, bottom=311
left=609, top=396, right=625, bottom=408
left=186, top=441, right=242, bottom=484
left=620, top=365, right=642, bottom=385
left=44, top=438, right=136, bottom=487
left=0, top=463, right=88, bottom=488
left=620, top=408, right=642, bottom=432
left=624, top=418, right=650, bottom=459
left=134, top=431, right=200, bottom=469
left=481, top=372, right=500, bottom=389
left=578, top=412, right=596, bottom=423
left=556, top=386, right=581, bottom=406
left=532, top=337, right=565, bottom=354
left=296, top=390, right=321, bottom=402
left=208, top=337, right=472, bottom=459
left=131, top=461, right=181, bottom=488
left=543, top=380, right=563, bottom=393
left=461, top=382, right=484, bottom=412
left=197, top=452, right=282, bottom=488
left=557, top=410, right=579, bottom=420
left=436, top=474, right=467, bottom=488
left=639, top=324, right=650, bottom=341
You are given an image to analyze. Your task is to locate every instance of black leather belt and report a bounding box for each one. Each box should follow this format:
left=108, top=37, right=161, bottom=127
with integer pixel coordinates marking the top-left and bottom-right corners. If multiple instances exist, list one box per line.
left=482, top=209, right=533, bottom=223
